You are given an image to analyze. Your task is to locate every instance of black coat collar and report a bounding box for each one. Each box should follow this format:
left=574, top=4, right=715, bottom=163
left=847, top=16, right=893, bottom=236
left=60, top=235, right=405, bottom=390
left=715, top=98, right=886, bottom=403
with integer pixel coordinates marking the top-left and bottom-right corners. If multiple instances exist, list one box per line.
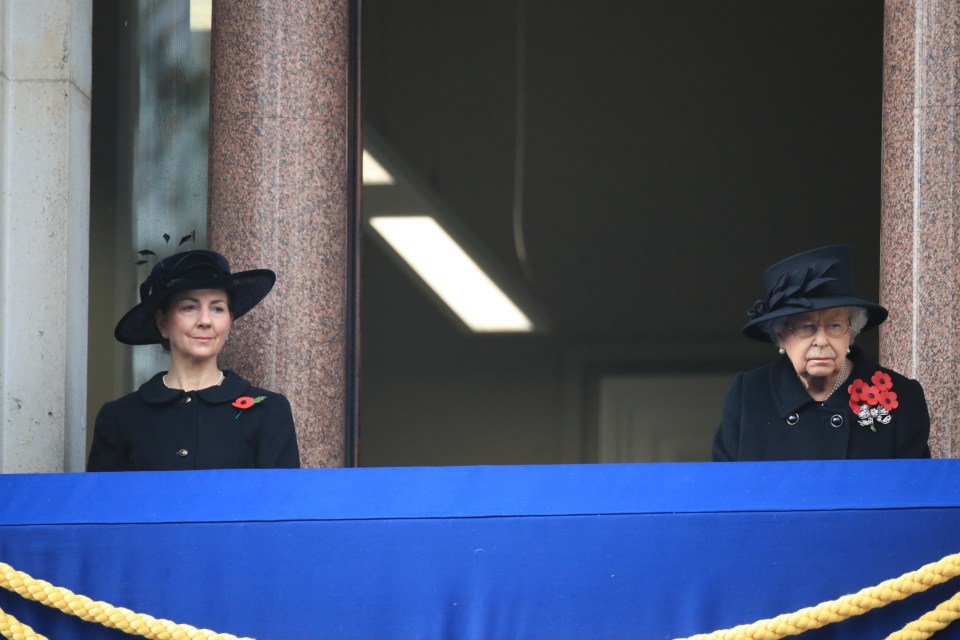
left=138, top=370, right=251, bottom=405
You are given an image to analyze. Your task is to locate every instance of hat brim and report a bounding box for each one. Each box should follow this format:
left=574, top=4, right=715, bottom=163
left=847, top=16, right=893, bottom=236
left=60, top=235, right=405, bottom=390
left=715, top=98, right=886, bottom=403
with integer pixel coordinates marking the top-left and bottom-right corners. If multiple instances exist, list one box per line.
left=741, top=296, right=888, bottom=342
left=114, top=269, right=276, bottom=345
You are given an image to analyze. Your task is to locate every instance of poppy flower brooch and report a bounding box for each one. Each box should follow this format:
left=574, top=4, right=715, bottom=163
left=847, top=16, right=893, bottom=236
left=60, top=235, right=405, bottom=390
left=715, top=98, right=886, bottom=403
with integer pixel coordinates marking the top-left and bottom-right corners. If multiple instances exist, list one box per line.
left=233, top=395, right=267, bottom=419
left=848, top=371, right=897, bottom=432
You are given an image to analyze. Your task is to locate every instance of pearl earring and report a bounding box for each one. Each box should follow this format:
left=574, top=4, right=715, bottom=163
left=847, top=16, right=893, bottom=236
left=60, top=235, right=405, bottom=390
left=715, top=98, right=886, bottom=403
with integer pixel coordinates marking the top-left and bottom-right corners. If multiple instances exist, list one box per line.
left=778, top=347, right=785, bottom=355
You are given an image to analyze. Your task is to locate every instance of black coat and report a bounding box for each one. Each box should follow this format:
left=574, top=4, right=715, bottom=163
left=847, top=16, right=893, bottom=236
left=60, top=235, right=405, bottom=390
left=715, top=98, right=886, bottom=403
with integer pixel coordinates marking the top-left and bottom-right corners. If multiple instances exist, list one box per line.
left=87, top=371, right=300, bottom=471
left=712, top=348, right=931, bottom=461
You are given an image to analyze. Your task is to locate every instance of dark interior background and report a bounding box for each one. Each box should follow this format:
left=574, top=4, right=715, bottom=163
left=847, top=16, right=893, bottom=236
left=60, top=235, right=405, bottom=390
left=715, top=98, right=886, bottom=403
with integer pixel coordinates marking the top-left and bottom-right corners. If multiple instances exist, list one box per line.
left=358, top=1, right=884, bottom=466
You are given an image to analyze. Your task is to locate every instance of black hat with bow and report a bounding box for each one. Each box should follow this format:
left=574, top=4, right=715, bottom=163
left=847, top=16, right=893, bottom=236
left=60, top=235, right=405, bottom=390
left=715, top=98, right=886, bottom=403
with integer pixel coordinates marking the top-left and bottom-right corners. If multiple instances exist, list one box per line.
left=114, top=249, right=276, bottom=345
left=742, top=245, right=888, bottom=342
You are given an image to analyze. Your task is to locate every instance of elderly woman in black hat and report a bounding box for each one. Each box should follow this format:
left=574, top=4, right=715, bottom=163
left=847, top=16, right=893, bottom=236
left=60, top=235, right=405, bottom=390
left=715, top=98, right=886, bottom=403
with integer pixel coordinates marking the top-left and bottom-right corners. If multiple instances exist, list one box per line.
left=712, top=245, right=931, bottom=461
left=87, top=250, right=300, bottom=471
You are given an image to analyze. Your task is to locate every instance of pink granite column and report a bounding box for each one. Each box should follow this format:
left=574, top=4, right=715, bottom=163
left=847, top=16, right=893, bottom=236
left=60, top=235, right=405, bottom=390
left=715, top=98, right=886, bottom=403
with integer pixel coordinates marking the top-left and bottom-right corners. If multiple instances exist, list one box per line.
left=207, top=0, right=358, bottom=467
left=881, top=0, right=960, bottom=458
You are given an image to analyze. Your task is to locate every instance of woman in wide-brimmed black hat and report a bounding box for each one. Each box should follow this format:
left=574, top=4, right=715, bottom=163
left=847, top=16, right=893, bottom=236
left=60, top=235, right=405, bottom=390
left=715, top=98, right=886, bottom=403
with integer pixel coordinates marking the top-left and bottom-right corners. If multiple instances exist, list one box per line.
left=87, top=250, right=300, bottom=471
left=712, top=245, right=930, bottom=461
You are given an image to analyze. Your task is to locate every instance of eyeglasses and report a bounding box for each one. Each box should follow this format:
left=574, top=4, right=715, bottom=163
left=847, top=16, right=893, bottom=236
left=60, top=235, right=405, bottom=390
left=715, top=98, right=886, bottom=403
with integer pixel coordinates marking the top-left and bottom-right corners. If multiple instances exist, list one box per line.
left=785, top=320, right=850, bottom=339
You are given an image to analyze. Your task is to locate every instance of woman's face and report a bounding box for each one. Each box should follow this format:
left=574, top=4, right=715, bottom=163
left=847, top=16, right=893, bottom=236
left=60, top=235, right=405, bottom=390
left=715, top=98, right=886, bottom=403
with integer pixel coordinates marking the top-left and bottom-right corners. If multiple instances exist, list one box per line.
left=778, top=307, right=852, bottom=380
left=155, top=289, right=232, bottom=363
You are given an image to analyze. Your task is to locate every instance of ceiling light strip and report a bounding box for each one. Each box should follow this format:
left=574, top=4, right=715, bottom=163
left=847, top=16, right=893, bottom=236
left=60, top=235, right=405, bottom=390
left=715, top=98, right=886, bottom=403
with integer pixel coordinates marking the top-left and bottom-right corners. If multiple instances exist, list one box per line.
left=362, top=150, right=396, bottom=185
left=370, top=216, right=533, bottom=332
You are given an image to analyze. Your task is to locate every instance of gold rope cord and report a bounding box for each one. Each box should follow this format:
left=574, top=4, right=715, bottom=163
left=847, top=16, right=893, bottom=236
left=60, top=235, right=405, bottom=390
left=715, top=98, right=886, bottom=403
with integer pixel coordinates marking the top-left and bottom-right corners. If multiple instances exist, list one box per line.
left=676, top=552, right=960, bottom=640
left=0, top=603, right=48, bottom=640
left=885, top=590, right=960, bottom=640
left=3, top=552, right=959, bottom=640
left=0, top=562, right=253, bottom=640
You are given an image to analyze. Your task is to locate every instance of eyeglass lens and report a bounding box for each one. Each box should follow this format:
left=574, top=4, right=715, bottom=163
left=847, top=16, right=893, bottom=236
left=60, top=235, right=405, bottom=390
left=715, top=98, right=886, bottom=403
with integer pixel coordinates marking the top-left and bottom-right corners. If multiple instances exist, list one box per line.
left=789, top=321, right=850, bottom=338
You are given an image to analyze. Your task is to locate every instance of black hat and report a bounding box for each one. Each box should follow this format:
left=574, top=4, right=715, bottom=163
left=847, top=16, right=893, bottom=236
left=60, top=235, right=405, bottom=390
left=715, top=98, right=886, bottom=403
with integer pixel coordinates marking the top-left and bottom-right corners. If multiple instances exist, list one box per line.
left=742, top=245, right=888, bottom=342
left=114, top=249, right=276, bottom=345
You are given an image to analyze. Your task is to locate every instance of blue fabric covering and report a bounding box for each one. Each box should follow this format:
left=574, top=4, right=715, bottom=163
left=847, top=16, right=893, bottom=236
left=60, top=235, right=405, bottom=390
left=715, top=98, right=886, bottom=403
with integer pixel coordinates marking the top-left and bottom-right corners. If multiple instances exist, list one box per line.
left=1, top=460, right=959, bottom=639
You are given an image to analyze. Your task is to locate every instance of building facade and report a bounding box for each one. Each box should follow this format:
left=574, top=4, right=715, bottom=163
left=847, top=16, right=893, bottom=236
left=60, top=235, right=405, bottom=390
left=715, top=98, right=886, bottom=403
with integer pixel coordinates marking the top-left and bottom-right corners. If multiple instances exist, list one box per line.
left=0, top=1, right=956, bottom=472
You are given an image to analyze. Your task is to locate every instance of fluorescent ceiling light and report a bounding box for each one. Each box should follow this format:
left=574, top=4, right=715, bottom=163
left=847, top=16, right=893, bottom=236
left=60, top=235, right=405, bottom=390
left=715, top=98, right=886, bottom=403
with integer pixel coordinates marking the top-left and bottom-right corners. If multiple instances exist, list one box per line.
left=190, top=0, right=212, bottom=32
left=363, top=150, right=395, bottom=185
left=370, top=216, right=533, bottom=332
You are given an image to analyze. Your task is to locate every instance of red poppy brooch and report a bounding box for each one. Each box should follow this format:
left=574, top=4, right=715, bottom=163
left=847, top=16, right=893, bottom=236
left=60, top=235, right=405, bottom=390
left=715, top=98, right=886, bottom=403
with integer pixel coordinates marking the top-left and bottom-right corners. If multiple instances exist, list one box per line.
left=848, top=371, right=897, bottom=432
left=233, top=395, right=267, bottom=419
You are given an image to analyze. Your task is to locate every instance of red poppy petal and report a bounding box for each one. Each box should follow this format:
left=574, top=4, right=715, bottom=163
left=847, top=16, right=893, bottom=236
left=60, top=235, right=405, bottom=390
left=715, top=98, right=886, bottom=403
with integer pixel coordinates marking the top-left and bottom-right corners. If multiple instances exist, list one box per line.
left=232, top=396, right=254, bottom=409
left=848, top=379, right=867, bottom=395
left=863, top=386, right=880, bottom=405
left=849, top=399, right=862, bottom=413
left=883, top=391, right=899, bottom=410
left=872, top=371, right=893, bottom=391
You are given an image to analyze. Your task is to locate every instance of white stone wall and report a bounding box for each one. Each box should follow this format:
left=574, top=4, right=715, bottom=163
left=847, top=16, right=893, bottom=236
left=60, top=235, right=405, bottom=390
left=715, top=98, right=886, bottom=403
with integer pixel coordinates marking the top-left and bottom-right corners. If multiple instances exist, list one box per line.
left=0, top=0, right=91, bottom=472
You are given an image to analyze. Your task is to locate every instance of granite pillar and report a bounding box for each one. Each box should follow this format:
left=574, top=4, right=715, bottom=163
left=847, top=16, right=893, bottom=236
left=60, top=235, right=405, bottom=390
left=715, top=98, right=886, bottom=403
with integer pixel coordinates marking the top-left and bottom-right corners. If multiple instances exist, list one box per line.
left=207, top=0, right=357, bottom=468
left=881, top=0, right=960, bottom=458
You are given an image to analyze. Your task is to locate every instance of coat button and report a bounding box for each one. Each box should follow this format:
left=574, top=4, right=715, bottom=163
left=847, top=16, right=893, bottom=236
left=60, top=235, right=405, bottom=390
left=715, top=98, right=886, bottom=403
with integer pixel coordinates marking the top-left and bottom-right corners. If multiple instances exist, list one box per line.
left=177, top=449, right=189, bottom=457
left=183, top=396, right=192, bottom=404
left=830, top=414, right=844, bottom=428
left=786, top=413, right=799, bottom=426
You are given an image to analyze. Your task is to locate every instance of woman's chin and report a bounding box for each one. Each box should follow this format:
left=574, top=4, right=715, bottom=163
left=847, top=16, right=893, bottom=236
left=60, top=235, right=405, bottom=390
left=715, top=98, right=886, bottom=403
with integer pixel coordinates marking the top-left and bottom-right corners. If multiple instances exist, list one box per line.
left=174, top=347, right=221, bottom=362
left=806, top=361, right=836, bottom=373
left=800, top=367, right=834, bottom=381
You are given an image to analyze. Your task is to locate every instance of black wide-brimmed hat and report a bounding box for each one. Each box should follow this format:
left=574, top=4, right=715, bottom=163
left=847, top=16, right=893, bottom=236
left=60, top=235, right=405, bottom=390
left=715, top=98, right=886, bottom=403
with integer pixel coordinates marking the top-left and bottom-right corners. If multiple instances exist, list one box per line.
left=114, top=249, right=276, bottom=345
left=742, top=245, right=888, bottom=342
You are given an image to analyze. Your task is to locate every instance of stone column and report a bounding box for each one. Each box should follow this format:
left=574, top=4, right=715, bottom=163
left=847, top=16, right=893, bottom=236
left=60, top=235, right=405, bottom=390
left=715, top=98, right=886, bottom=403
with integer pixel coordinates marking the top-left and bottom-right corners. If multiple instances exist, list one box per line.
left=0, top=1, right=91, bottom=472
left=880, top=0, right=959, bottom=458
left=207, top=0, right=356, bottom=467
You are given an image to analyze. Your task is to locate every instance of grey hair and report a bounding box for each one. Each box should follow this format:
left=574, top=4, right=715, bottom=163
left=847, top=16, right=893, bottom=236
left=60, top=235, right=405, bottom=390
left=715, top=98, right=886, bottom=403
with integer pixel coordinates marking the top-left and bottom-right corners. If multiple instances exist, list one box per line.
left=764, top=306, right=869, bottom=346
